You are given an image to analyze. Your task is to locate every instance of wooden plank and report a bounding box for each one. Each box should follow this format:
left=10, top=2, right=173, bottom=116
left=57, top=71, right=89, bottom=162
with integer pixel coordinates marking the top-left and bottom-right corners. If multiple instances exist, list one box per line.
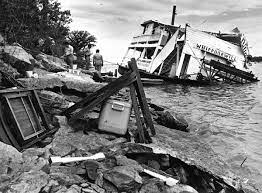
left=21, top=97, right=38, bottom=133
left=63, top=71, right=136, bottom=116
left=32, top=90, right=51, bottom=131
left=128, top=58, right=156, bottom=136
left=27, top=96, right=44, bottom=132
left=8, top=97, right=37, bottom=140
left=69, top=72, right=137, bottom=120
left=5, top=97, right=28, bottom=140
left=129, top=85, right=145, bottom=143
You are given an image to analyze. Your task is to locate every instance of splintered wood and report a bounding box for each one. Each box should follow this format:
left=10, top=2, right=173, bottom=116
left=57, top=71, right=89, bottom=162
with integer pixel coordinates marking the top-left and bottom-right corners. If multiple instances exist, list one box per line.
left=62, top=58, right=155, bottom=143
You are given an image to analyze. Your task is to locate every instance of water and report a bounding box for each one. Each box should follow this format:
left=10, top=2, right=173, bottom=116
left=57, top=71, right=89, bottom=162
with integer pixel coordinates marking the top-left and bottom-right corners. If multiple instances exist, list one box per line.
left=144, top=63, right=262, bottom=188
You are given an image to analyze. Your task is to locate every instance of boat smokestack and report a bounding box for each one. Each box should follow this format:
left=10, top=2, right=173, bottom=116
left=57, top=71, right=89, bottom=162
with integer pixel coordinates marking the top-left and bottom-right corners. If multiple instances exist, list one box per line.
left=171, top=5, right=176, bottom=25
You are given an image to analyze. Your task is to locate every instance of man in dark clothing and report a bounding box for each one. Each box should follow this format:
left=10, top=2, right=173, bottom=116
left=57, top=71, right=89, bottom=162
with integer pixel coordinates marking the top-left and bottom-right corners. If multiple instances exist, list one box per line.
left=93, top=49, right=103, bottom=74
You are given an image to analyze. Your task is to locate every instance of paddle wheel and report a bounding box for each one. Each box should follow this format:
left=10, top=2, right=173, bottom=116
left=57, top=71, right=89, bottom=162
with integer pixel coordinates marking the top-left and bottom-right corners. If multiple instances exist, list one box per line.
left=200, top=59, right=258, bottom=84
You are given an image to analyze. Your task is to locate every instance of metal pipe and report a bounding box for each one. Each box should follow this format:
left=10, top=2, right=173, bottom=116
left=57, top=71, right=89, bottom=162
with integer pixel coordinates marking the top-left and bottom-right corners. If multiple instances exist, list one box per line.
left=171, top=5, right=176, bottom=25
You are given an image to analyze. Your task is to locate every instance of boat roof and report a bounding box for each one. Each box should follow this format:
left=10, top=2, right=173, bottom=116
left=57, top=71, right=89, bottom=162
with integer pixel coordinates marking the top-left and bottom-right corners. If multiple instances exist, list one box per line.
left=203, top=31, right=241, bottom=46
left=140, top=19, right=242, bottom=46
left=141, top=20, right=179, bottom=31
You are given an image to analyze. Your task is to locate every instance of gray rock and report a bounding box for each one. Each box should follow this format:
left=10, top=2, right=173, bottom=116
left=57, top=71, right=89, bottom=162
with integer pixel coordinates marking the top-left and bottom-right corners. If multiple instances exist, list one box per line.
left=103, top=166, right=142, bottom=192
left=65, top=185, right=81, bottom=193
left=139, top=178, right=166, bottom=193
left=21, top=148, right=50, bottom=172
left=0, top=142, right=23, bottom=175
left=0, top=60, right=21, bottom=77
left=18, top=72, right=105, bottom=93
left=50, top=172, right=85, bottom=186
left=35, top=53, right=67, bottom=72
left=1, top=45, right=35, bottom=69
left=41, top=179, right=59, bottom=193
left=115, top=155, right=143, bottom=172
left=38, top=90, right=73, bottom=115
left=155, top=111, right=189, bottom=132
left=5, top=170, right=49, bottom=193
left=0, top=142, right=23, bottom=188
left=89, top=183, right=105, bottom=193
left=50, top=116, right=125, bottom=156
left=166, top=184, right=198, bottom=193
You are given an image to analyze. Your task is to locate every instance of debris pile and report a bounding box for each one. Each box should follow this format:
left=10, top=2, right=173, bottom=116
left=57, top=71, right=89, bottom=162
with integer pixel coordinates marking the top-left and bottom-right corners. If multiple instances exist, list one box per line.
left=0, top=44, right=260, bottom=193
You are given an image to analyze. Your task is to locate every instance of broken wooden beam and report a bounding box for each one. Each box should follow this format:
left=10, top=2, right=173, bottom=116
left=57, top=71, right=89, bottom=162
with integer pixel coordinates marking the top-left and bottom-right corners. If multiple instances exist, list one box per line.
left=63, top=71, right=136, bottom=120
left=128, top=58, right=155, bottom=136
left=129, top=84, right=146, bottom=143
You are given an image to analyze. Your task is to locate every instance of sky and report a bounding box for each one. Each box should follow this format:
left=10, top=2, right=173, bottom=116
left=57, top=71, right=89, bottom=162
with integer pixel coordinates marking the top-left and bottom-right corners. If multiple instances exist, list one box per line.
left=58, top=0, right=262, bottom=63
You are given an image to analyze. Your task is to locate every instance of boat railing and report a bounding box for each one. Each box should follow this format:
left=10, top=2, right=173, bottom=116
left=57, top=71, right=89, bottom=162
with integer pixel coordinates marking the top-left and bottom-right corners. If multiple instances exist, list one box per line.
left=131, top=33, right=161, bottom=44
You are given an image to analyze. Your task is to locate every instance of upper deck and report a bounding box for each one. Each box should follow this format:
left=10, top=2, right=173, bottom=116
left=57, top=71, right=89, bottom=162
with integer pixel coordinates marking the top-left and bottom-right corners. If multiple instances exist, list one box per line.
left=129, top=20, right=178, bottom=48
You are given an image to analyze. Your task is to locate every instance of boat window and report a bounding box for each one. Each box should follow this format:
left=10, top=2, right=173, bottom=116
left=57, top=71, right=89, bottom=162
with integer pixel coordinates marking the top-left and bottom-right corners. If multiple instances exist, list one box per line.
left=144, top=48, right=155, bottom=59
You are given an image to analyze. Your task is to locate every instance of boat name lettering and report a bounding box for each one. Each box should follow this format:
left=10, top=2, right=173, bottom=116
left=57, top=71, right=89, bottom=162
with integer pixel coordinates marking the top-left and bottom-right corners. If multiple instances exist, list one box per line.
left=196, top=44, right=236, bottom=61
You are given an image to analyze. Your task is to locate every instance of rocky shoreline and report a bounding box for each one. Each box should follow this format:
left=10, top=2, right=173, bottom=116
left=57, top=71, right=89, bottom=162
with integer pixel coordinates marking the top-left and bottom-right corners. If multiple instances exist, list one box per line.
left=0, top=45, right=260, bottom=193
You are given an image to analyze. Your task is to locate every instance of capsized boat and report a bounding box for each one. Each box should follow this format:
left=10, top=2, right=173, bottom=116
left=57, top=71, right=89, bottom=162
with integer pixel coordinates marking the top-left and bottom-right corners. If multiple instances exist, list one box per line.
left=119, top=8, right=259, bottom=84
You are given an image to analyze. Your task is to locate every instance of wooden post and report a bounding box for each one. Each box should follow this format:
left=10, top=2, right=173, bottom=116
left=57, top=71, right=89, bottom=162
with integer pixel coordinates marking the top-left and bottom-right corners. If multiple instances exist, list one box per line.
left=128, top=58, right=155, bottom=136
left=129, top=85, right=145, bottom=143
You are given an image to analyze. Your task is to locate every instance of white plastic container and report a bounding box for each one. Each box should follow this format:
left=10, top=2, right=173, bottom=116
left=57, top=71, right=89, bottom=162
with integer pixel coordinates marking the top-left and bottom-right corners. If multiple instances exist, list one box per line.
left=26, top=71, right=33, bottom=78
left=98, top=99, right=132, bottom=135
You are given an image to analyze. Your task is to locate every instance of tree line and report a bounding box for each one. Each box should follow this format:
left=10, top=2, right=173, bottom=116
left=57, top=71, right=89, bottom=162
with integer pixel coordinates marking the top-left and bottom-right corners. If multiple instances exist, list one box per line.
left=0, top=0, right=96, bottom=56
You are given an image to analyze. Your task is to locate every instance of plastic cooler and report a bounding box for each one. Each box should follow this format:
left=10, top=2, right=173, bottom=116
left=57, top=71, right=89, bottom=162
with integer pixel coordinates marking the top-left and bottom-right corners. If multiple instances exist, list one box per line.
left=98, top=99, right=131, bottom=135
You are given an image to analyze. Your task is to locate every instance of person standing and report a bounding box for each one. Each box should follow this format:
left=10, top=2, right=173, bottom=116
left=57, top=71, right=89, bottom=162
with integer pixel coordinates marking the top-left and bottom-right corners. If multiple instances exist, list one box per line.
left=84, top=44, right=92, bottom=70
left=62, top=41, right=74, bottom=68
left=93, top=49, right=103, bottom=74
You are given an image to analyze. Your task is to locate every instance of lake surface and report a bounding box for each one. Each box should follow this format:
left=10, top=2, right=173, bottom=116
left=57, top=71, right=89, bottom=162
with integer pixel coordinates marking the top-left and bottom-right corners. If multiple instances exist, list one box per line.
left=144, top=63, right=262, bottom=188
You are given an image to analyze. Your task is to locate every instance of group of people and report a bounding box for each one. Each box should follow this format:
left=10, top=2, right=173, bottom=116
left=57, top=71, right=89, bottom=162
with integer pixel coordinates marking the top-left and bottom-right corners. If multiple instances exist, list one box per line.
left=62, top=41, right=103, bottom=74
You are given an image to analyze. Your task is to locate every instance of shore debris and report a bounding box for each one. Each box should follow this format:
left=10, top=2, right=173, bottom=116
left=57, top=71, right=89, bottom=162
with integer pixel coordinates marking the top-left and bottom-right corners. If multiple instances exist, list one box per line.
left=50, top=153, right=106, bottom=164
left=0, top=44, right=260, bottom=192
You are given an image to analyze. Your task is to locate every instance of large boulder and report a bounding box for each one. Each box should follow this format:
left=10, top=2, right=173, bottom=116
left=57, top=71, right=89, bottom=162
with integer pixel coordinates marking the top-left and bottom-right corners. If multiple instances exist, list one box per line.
left=0, top=142, right=23, bottom=188
left=1, top=45, right=35, bottom=74
left=155, top=111, right=189, bottom=132
left=35, top=53, right=67, bottom=72
left=38, top=90, right=73, bottom=115
left=18, top=72, right=105, bottom=93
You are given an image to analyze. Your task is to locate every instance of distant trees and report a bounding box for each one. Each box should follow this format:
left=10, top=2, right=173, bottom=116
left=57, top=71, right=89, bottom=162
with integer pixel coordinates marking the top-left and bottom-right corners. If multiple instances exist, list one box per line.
left=68, top=30, right=96, bottom=54
left=0, top=0, right=72, bottom=49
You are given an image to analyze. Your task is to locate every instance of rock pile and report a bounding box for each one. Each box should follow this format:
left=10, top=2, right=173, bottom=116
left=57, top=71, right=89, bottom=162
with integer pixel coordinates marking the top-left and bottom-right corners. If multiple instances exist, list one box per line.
left=1, top=113, right=258, bottom=193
